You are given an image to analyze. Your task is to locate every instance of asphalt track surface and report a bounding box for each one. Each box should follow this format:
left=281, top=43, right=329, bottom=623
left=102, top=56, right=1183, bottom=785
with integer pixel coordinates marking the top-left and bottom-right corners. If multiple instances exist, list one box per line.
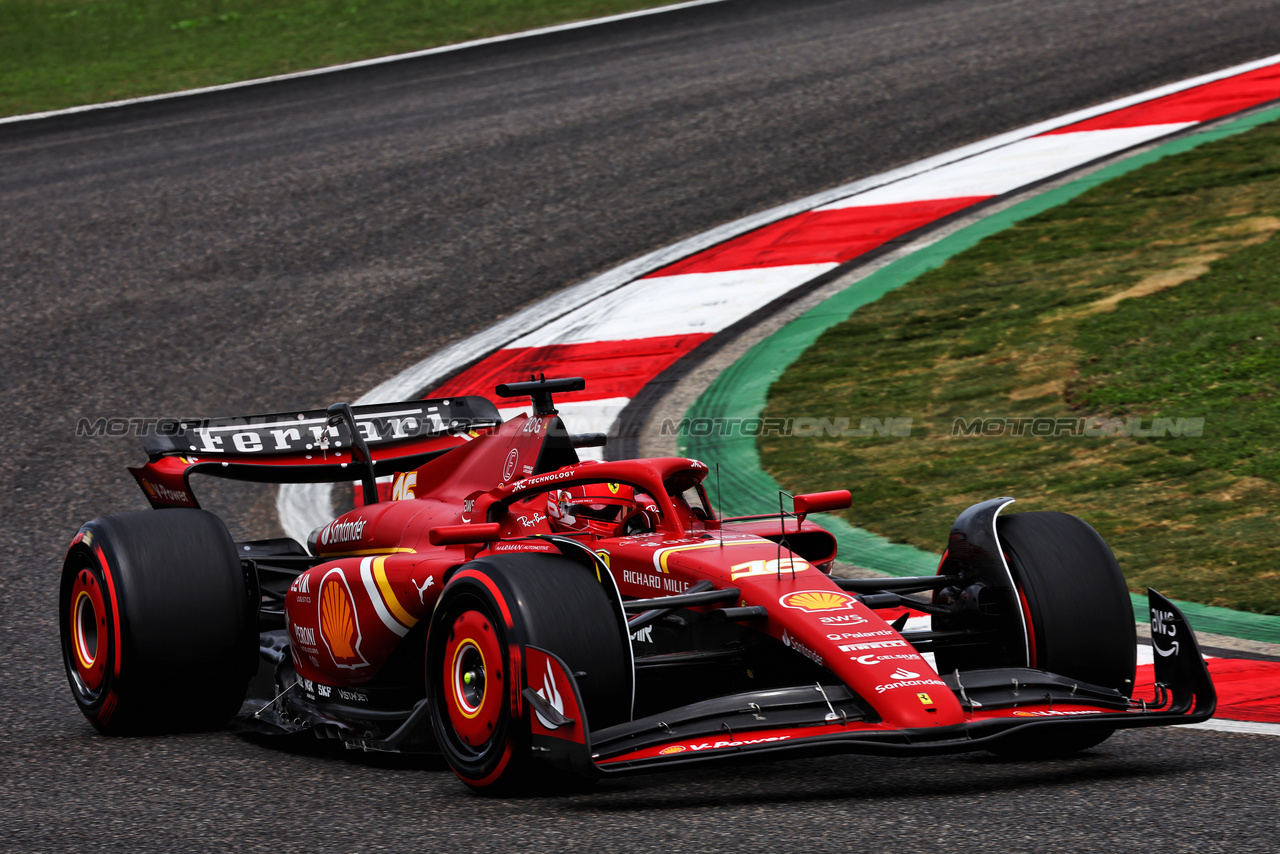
left=6, top=0, right=1280, bottom=850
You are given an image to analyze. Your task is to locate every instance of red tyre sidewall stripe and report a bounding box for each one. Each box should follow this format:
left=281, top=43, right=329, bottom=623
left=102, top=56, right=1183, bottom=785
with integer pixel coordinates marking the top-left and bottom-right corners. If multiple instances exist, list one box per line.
left=1018, top=585, right=1037, bottom=669
left=94, top=543, right=123, bottom=679
left=469, top=742, right=514, bottom=788
left=451, top=569, right=514, bottom=630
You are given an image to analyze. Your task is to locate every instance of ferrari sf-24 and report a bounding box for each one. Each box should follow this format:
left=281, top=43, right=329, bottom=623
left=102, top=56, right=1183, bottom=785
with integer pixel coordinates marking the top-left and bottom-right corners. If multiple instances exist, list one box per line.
left=60, top=377, right=1215, bottom=792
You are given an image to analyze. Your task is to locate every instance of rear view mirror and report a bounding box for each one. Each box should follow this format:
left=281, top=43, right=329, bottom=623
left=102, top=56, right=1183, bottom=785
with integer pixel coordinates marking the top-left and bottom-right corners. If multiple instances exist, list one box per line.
left=792, top=490, right=852, bottom=516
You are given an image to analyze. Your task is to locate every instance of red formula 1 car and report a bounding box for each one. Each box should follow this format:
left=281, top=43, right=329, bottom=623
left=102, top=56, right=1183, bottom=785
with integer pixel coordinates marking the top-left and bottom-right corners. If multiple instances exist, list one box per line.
left=59, top=377, right=1215, bottom=792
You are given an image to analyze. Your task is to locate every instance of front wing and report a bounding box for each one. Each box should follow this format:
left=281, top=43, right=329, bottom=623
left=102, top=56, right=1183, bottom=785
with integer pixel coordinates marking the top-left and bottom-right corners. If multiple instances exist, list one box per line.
left=523, top=589, right=1215, bottom=777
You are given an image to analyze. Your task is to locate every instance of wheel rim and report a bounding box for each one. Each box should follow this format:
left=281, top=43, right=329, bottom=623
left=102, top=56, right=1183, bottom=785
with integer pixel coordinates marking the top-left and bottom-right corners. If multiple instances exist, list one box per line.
left=442, top=609, right=505, bottom=750
left=69, top=568, right=108, bottom=693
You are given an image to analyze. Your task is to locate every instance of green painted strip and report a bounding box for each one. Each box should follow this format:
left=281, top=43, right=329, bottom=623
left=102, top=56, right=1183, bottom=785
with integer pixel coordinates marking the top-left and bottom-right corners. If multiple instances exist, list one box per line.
left=682, top=104, right=1280, bottom=644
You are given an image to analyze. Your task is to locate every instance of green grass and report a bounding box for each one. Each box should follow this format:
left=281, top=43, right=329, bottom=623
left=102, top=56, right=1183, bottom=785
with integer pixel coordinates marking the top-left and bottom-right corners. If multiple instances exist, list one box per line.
left=1, top=0, right=680, bottom=117
left=760, top=118, right=1280, bottom=615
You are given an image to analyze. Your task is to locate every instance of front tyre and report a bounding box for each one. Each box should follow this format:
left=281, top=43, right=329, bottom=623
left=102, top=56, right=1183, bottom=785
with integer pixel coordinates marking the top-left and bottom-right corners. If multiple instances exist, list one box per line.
left=59, top=510, right=257, bottom=734
left=987, top=511, right=1135, bottom=759
left=426, top=553, right=631, bottom=794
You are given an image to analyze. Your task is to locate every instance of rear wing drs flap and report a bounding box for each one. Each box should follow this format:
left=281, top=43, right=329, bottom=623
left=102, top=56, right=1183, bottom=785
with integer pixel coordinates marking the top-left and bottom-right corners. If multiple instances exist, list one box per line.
left=129, top=396, right=502, bottom=509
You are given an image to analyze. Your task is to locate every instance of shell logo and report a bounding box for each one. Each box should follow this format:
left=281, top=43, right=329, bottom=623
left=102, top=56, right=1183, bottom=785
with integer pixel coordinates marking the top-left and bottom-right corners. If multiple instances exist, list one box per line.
left=779, top=590, right=857, bottom=612
left=318, top=569, right=368, bottom=669
left=659, top=745, right=686, bottom=755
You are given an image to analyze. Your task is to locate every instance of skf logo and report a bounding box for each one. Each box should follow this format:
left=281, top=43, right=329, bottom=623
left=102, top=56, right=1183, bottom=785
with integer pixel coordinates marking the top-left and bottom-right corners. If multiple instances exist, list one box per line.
left=778, top=590, right=857, bottom=612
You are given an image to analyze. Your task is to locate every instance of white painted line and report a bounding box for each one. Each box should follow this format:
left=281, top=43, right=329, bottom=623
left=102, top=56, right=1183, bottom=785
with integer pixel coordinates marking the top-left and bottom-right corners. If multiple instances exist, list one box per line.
left=276, top=55, right=1280, bottom=543
left=510, top=264, right=838, bottom=346
left=1183, top=718, right=1280, bottom=737
left=1136, top=643, right=1215, bottom=666
left=817, top=125, right=1195, bottom=209
left=1, top=0, right=731, bottom=126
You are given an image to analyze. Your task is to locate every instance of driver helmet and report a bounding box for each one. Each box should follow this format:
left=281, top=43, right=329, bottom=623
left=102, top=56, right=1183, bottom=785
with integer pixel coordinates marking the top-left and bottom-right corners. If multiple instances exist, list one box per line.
left=546, top=483, right=649, bottom=535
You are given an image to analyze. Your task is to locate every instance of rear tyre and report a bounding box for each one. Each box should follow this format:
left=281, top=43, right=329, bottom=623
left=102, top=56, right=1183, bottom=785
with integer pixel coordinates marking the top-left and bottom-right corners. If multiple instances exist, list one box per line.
left=59, top=510, right=257, bottom=734
left=986, top=511, right=1135, bottom=759
left=426, top=553, right=631, bottom=794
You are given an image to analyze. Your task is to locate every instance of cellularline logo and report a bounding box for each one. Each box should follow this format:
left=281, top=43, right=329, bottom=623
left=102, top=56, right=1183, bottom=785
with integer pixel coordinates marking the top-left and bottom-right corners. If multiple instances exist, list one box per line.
left=318, top=518, right=367, bottom=547
left=852, top=653, right=918, bottom=666
left=1012, top=710, right=1103, bottom=717
left=778, top=590, right=858, bottom=612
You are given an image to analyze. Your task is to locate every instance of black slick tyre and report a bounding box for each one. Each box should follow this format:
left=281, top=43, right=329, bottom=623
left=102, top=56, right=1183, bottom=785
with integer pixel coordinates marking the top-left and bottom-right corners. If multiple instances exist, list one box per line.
left=425, top=552, right=631, bottom=794
left=59, top=509, right=257, bottom=734
left=987, top=511, right=1136, bottom=759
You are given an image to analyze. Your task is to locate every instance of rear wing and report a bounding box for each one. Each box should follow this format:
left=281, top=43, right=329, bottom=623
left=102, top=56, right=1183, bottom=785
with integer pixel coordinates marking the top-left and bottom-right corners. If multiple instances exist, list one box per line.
left=129, top=397, right=502, bottom=509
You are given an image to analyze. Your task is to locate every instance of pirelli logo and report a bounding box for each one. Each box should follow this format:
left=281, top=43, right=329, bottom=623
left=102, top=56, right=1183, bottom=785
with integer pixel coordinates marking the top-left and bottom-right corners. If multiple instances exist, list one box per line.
left=839, top=640, right=908, bottom=652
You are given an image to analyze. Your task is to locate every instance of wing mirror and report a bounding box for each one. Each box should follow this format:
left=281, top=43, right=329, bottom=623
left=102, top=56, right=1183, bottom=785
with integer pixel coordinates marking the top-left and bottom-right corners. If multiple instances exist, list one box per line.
left=792, top=490, right=852, bottom=519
